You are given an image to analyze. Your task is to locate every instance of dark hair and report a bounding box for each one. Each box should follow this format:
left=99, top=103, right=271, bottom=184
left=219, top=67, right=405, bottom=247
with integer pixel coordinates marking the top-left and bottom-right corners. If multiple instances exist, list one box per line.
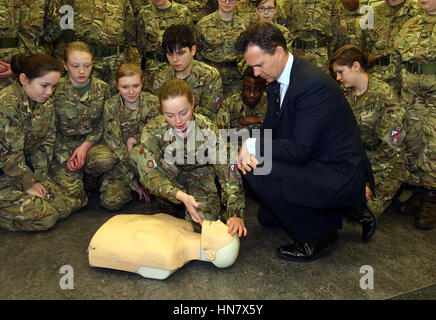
left=11, top=53, right=62, bottom=80
left=242, top=66, right=265, bottom=82
left=235, top=22, right=287, bottom=55
left=330, top=45, right=376, bottom=72
left=162, top=24, right=195, bottom=54
left=159, top=78, right=193, bottom=105
left=256, top=0, right=277, bottom=8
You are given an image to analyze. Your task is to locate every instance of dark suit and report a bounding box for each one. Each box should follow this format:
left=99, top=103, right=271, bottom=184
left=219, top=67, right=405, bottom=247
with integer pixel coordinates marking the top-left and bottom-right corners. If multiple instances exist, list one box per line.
left=246, top=56, right=374, bottom=243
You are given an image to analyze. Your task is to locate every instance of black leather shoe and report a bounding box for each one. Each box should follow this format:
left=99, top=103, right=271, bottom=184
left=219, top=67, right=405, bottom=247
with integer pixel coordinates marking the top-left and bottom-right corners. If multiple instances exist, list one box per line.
left=277, top=229, right=339, bottom=262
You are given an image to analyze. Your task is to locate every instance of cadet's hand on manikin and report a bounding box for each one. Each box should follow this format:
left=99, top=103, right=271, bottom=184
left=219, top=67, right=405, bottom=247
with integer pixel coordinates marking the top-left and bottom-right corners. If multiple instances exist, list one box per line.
left=176, top=190, right=203, bottom=225
left=227, top=217, right=247, bottom=238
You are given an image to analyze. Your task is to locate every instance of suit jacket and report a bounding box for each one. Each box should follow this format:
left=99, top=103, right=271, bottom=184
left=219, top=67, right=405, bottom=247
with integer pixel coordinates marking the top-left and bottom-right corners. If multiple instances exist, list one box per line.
left=259, top=56, right=374, bottom=209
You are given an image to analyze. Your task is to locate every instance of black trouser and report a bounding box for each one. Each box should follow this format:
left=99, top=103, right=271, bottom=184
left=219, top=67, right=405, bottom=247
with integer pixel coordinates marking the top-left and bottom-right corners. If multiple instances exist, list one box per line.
left=246, top=164, right=343, bottom=244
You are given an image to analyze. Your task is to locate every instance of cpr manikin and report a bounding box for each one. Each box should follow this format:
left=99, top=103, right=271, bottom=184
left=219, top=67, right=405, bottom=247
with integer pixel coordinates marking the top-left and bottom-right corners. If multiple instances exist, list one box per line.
left=88, top=214, right=240, bottom=279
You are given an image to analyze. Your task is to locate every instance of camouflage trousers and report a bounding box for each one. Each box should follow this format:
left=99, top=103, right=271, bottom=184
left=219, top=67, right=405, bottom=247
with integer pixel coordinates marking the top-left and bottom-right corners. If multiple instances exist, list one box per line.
left=129, top=145, right=222, bottom=224
left=0, top=178, right=74, bottom=231
left=401, top=71, right=436, bottom=189
left=291, top=46, right=330, bottom=74
left=367, top=156, right=409, bottom=217
left=85, top=144, right=133, bottom=211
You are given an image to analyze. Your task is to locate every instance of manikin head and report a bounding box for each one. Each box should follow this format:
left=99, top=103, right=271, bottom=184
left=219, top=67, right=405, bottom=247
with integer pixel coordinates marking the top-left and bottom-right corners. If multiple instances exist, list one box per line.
left=88, top=214, right=240, bottom=280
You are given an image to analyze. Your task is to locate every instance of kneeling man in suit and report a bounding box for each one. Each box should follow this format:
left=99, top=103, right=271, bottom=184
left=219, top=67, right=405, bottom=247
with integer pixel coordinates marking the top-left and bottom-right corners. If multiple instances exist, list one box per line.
left=236, top=22, right=374, bottom=262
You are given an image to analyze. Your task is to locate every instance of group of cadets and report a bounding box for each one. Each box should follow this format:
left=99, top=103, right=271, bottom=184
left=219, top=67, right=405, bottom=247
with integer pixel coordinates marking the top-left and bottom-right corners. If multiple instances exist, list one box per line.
left=0, top=0, right=435, bottom=234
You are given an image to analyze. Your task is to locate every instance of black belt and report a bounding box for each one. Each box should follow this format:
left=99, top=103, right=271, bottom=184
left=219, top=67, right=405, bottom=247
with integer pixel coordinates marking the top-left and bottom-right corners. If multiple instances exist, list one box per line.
left=375, top=55, right=391, bottom=66
left=91, top=44, right=123, bottom=58
left=145, top=51, right=166, bottom=63
left=292, top=38, right=328, bottom=50
left=405, top=61, right=436, bottom=75
left=0, top=37, right=19, bottom=49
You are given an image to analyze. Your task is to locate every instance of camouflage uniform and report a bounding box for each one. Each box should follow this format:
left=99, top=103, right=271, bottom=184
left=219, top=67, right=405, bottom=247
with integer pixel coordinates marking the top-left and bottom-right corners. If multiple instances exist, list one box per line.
left=335, top=0, right=373, bottom=53
left=216, top=92, right=268, bottom=131
left=344, top=75, right=408, bottom=217
left=131, top=113, right=245, bottom=224
left=50, top=75, right=110, bottom=210
left=365, top=0, right=420, bottom=93
left=137, top=2, right=192, bottom=92
left=153, top=60, right=223, bottom=120
left=288, top=0, right=340, bottom=73
left=128, top=0, right=150, bottom=16
left=235, top=0, right=289, bottom=28
left=391, top=12, right=436, bottom=190
left=195, top=11, right=246, bottom=99
left=0, top=0, right=45, bottom=90
left=44, top=0, right=140, bottom=93
left=0, top=82, right=75, bottom=231
left=176, top=0, right=209, bottom=23
left=85, top=92, right=161, bottom=211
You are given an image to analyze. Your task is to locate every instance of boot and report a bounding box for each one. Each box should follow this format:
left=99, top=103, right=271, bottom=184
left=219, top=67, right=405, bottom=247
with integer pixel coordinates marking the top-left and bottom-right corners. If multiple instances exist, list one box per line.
left=415, top=188, right=436, bottom=230
left=399, top=189, right=422, bottom=215
left=83, top=173, right=102, bottom=197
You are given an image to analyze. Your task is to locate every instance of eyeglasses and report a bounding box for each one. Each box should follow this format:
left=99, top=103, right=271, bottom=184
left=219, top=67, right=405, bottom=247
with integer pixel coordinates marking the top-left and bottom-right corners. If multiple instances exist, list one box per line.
left=219, top=0, right=238, bottom=3
left=258, top=6, right=276, bottom=13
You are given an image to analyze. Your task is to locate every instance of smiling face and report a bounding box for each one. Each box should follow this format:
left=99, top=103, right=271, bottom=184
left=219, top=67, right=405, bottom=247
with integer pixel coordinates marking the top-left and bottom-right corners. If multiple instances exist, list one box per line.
left=117, top=74, right=143, bottom=105
left=64, top=50, right=93, bottom=88
left=161, top=95, right=194, bottom=135
left=20, top=71, right=61, bottom=103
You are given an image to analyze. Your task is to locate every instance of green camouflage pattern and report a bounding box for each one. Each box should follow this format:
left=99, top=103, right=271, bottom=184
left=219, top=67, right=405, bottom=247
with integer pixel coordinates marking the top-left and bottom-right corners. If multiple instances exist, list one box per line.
left=195, top=11, right=246, bottom=98
left=132, top=112, right=245, bottom=222
left=153, top=60, right=223, bottom=120
left=85, top=92, right=161, bottom=210
left=0, top=81, right=74, bottom=231
left=392, top=13, right=436, bottom=189
left=365, top=0, right=420, bottom=91
left=49, top=75, right=110, bottom=207
left=288, top=0, right=340, bottom=72
left=128, top=0, right=150, bottom=16
left=137, top=1, right=192, bottom=92
left=176, top=0, right=208, bottom=23
left=216, top=92, right=267, bottom=131
left=344, top=75, right=408, bottom=216
left=44, top=0, right=140, bottom=91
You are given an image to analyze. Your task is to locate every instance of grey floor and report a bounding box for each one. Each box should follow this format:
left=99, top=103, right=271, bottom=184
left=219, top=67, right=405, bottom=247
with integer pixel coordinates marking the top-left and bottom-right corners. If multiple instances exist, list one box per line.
left=0, top=188, right=435, bottom=301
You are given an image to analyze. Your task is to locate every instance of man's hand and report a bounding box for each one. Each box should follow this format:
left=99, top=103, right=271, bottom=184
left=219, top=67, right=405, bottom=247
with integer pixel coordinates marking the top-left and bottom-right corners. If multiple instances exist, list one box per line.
left=237, top=140, right=258, bottom=175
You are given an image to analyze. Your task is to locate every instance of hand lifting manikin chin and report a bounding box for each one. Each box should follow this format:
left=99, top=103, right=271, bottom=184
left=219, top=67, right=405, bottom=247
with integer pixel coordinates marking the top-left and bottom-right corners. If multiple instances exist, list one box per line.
left=88, top=213, right=240, bottom=279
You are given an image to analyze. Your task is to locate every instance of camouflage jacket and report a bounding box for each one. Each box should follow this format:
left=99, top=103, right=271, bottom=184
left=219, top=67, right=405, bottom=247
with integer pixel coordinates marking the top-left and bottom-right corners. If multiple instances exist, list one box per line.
left=217, top=92, right=268, bottom=131
left=390, top=13, right=435, bottom=92
left=0, top=81, right=56, bottom=190
left=137, top=112, right=245, bottom=219
left=52, top=75, right=110, bottom=165
left=195, top=11, right=246, bottom=64
left=103, top=91, right=161, bottom=190
left=136, top=2, right=192, bottom=56
left=367, top=0, right=421, bottom=58
left=175, top=0, right=208, bottom=23
left=44, top=0, right=138, bottom=57
left=153, top=60, right=223, bottom=120
left=344, top=75, right=406, bottom=172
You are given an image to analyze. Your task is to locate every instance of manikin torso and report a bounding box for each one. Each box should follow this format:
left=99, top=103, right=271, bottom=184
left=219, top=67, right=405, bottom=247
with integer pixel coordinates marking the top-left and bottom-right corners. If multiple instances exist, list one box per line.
left=88, top=214, right=240, bottom=279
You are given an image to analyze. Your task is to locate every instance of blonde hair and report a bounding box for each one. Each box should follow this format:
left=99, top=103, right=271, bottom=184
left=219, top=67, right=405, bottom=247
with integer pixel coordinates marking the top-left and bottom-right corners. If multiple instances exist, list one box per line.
left=63, top=41, right=93, bottom=63
left=115, top=63, right=143, bottom=83
left=158, top=78, right=194, bottom=105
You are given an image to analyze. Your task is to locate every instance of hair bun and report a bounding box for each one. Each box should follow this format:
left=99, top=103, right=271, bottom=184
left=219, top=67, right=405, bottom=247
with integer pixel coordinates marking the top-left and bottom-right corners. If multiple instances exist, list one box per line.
left=10, top=53, right=31, bottom=75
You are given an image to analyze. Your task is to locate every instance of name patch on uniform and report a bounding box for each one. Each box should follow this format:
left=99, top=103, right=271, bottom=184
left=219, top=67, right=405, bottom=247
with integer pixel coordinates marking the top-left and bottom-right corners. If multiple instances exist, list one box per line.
left=230, top=164, right=241, bottom=180
left=390, top=127, right=402, bottom=147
